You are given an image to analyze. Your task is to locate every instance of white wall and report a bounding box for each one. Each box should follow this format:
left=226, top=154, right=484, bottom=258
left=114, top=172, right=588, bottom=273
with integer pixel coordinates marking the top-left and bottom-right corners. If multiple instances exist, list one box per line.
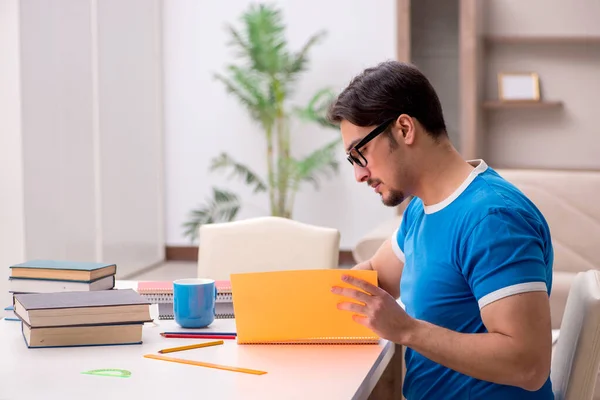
left=483, top=0, right=600, bottom=169
left=19, top=0, right=97, bottom=260
left=164, top=0, right=398, bottom=249
left=0, top=0, right=25, bottom=305
left=0, top=0, right=165, bottom=279
left=95, top=0, right=165, bottom=273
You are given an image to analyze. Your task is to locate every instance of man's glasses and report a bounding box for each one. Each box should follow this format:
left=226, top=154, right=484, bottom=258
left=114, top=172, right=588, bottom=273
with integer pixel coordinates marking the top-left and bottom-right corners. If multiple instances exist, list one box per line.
left=346, top=118, right=396, bottom=167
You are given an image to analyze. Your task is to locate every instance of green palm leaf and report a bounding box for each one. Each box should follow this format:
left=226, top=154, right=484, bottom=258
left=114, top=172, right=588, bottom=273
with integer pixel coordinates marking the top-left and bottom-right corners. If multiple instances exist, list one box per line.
left=210, top=153, right=267, bottom=193
left=241, top=4, right=288, bottom=75
left=290, top=138, right=341, bottom=190
left=184, top=3, right=339, bottom=241
left=285, top=30, right=327, bottom=77
left=214, top=65, right=278, bottom=127
left=213, top=73, right=261, bottom=120
left=183, top=188, right=241, bottom=242
left=294, top=88, right=337, bottom=129
left=224, top=24, right=251, bottom=59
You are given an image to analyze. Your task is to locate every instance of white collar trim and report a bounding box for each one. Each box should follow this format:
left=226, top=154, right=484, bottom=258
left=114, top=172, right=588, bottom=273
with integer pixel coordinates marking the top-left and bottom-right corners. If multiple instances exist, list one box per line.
left=423, top=159, right=488, bottom=214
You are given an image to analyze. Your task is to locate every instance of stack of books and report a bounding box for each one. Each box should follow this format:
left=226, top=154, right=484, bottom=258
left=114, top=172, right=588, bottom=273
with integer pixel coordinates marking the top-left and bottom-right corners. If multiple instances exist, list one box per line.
left=137, top=280, right=234, bottom=319
left=13, top=289, right=152, bottom=348
left=8, top=260, right=117, bottom=294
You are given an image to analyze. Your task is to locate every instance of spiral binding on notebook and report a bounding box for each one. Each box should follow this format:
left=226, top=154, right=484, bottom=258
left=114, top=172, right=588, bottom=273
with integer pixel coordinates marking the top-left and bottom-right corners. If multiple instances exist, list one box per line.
left=157, top=314, right=234, bottom=320
left=142, top=294, right=173, bottom=303
left=140, top=293, right=232, bottom=303
left=237, top=337, right=380, bottom=345
left=217, top=293, right=233, bottom=302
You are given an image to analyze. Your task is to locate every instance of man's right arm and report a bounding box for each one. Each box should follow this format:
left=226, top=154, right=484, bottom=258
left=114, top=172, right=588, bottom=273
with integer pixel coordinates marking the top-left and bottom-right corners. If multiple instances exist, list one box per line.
left=352, top=238, right=404, bottom=299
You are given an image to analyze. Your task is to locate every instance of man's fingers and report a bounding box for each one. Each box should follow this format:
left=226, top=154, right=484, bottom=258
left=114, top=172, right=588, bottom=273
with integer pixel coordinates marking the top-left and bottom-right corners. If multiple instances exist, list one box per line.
left=341, top=275, right=381, bottom=295
left=331, top=286, right=371, bottom=302
left=338, top=303, right=372, bottom=328
left=352, top=314, right=369, bottom=326
left=337, top=301, right=366, bottom=314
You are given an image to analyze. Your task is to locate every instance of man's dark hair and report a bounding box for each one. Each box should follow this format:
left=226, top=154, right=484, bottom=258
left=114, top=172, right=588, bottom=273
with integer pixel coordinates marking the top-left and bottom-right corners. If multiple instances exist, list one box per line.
left=327, top=60, right=447, bottom=138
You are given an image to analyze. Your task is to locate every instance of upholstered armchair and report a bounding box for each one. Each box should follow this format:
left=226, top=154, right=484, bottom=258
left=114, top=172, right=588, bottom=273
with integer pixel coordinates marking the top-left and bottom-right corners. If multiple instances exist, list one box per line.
left=197, top=216, right=341, bottom=280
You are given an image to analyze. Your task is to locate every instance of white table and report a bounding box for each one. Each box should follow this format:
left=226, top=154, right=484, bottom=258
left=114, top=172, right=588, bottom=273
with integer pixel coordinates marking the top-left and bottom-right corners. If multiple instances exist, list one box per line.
left=0, top=283, right=394, bottom=400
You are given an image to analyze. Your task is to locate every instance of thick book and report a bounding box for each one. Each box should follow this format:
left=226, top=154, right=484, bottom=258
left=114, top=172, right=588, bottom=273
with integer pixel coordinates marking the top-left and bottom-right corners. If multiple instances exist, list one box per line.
left=8, top=274, right=115, bottom=294
left=13, top=289, right=152, bottom=328
left=230, top=269, right=380, bottom=345
left=10, top=260, right=116, bottom=282
left=21, top=321, right=144, bottom=348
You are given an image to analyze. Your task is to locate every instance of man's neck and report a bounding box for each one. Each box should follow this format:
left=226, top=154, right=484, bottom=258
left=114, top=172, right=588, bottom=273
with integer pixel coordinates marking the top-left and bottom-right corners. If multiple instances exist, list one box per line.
left=412, top=144, right=475, bottom=207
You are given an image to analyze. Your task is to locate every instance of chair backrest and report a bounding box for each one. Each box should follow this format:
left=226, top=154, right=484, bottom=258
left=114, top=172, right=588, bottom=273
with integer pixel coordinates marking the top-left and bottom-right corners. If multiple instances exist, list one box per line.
left=495, top=168, right=600, bottom=276
left=197, top=216, right=341, bottom=280
left=551, top=269, right=600, bottom=400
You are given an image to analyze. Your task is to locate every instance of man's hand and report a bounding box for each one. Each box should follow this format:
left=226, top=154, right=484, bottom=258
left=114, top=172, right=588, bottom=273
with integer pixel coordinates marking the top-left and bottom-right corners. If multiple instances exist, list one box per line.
left=351, top=239, right=405, bottom=299
left=331, top=274, right=414, bottom=342
left=332, top=274, right=552, bottom=391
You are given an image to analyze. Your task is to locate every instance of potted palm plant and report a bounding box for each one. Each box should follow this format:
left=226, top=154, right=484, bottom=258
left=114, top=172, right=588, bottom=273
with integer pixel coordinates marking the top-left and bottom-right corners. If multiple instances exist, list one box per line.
left=183, top=3, right=341, bottom=242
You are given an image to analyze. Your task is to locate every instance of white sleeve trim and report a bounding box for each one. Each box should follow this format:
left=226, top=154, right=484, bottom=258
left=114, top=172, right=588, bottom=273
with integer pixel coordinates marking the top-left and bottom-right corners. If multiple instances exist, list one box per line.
left=478, top=281, right=547, bottom=309
left=390, top=228, right=405, bottom=263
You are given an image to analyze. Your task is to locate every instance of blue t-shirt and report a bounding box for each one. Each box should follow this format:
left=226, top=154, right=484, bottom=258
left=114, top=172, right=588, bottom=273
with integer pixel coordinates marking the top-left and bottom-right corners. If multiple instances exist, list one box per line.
left=393, top=160, right=554, bottom=400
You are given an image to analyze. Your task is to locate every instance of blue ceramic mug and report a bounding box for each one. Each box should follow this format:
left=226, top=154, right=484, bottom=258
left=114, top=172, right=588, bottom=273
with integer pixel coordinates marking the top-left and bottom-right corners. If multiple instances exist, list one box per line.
left=173, top=278, right=216, bottom=328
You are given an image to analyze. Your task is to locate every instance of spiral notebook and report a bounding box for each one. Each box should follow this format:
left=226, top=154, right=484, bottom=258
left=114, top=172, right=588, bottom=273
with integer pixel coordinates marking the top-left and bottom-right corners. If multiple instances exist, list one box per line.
left=137, top=280, right=232, bottom=303
left=137, top=280, right=233, bottom=320
left=230, top=269, right=380, bottom=345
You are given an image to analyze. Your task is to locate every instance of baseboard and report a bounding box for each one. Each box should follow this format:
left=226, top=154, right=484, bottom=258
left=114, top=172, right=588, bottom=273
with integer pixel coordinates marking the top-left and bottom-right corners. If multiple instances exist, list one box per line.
left=165, top=246, right=356, bottom=265
left=338, top=250, right=356, bottom=265
left=165, top=246, right=198, bottom=261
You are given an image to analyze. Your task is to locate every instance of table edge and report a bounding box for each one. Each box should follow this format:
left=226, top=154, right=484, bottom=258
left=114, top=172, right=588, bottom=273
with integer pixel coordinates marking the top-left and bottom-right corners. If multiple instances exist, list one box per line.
left=352, top=340, right=396, bottom=400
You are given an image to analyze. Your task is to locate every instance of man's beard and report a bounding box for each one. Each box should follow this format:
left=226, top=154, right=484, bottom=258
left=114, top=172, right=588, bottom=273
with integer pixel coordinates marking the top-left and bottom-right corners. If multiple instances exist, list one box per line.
left=382, top=189, right=405, bottom=207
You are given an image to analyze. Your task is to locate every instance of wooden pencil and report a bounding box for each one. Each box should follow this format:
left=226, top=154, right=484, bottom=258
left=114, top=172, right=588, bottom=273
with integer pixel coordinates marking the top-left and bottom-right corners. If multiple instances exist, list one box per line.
left=143, top=353, right=267, bottom=375
left=158, top=340, right=224, bottom=354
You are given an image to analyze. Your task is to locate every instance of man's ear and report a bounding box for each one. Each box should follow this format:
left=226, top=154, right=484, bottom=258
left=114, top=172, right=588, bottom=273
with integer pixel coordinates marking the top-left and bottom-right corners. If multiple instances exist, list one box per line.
left=396, top=114, right=415, bottom=145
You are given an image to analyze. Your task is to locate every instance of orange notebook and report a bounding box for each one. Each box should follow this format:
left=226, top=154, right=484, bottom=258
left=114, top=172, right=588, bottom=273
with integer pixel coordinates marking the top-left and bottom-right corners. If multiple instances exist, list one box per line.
left=230, top=269, right=380, bottom=345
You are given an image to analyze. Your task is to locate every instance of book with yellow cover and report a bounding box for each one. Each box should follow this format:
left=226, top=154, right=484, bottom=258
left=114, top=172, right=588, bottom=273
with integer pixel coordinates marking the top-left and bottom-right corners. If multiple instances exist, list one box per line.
left=230, top=269, right=379, bottom=344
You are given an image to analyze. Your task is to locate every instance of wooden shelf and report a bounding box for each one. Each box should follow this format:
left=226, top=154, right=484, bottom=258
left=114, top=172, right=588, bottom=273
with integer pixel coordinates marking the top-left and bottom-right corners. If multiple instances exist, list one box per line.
left=482, top=100, right=564, bottom=110
left=485, top=35, right=600, bottom=44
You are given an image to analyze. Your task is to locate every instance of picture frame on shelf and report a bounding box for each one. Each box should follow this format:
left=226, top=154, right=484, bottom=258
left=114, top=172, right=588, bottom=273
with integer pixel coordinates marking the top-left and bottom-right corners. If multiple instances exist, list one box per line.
left=498, top=72, right=540, bottom=102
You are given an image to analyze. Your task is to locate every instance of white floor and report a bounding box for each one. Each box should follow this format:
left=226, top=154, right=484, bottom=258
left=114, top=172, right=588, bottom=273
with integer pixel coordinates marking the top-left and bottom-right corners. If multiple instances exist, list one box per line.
left=126, top=260, right=353, bottom=282
left=3, top=260, right=354, bottom=316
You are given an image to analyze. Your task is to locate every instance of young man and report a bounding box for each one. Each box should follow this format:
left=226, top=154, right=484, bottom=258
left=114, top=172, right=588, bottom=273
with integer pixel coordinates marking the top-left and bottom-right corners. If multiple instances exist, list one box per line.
left=328, top=61, right=554, bottom=399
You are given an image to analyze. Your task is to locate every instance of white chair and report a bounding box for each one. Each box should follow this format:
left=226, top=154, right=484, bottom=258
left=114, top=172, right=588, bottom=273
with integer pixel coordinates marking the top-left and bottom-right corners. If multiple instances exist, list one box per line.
left=551, top=269, right=600, bottom=400
left=197, top=216, right=341, bottom=280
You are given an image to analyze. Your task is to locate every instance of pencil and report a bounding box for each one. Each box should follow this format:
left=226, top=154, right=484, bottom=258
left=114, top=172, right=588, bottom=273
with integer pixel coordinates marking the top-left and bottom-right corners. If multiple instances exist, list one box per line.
left=158, top=340, right=224, bottom=354
left=161, top=334, right=236, bottom=340
left=160, top=331, right=236, bottom=336
left=144, top=353, right=267, bottom=375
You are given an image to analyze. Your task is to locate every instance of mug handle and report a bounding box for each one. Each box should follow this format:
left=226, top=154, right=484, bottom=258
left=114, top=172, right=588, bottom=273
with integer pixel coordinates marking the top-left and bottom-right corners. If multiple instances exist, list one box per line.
left=213, top=285, right=217, bottom=316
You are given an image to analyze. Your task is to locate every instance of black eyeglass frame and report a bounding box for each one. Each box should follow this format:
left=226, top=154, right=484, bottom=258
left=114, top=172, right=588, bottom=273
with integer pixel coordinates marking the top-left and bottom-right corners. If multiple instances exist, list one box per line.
left=346, top=117, right=397, bottom=167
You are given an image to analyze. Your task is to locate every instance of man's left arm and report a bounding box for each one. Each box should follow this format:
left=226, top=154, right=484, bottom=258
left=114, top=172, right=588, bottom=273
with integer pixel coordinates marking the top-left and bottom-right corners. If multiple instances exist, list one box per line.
left=334, top=208, right=553, bottom=391
left=407, top=208, right=553, bottom=391
left=402, top=290, right=552, bottom=391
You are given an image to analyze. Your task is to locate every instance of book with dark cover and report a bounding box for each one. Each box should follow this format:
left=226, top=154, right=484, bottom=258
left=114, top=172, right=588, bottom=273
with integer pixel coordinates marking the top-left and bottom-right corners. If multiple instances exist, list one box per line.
left=13, top=289, right=152, bottom=328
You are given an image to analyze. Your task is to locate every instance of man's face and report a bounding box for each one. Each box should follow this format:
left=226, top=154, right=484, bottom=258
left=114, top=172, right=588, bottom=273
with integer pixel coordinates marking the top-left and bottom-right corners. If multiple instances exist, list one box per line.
left=340, top=119, right=408, bottom=207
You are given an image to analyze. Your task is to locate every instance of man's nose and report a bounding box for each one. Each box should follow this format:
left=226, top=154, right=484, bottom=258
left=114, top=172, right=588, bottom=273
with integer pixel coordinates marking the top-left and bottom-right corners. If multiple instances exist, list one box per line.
left=354, top=164, right=370, bottom=183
